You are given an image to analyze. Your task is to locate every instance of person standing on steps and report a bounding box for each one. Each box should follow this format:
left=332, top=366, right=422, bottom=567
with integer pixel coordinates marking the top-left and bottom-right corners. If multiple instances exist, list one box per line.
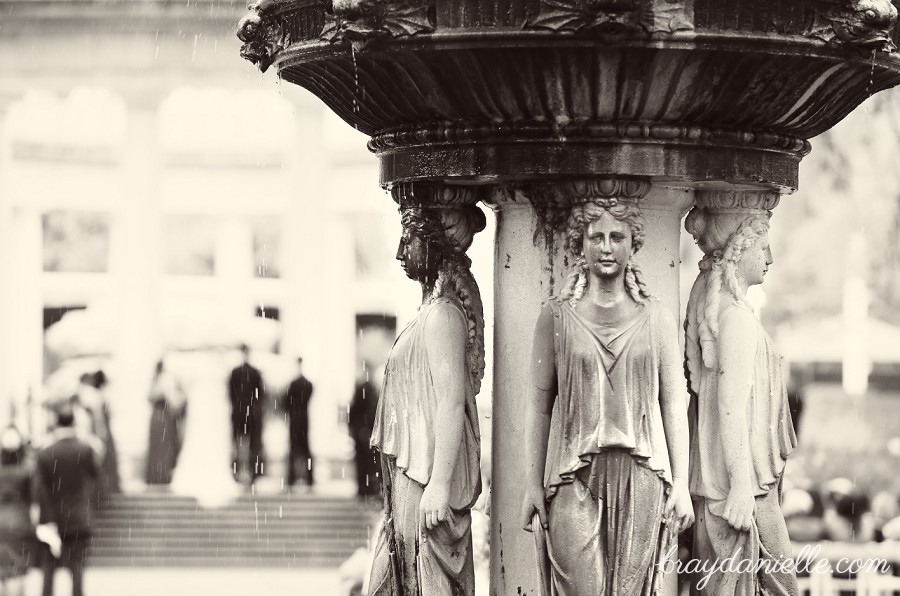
left=285, top=356, right=314, bottom=490
left=228, top=344, right=266, bottom=486
left=35, top=409, right=100, bottom=596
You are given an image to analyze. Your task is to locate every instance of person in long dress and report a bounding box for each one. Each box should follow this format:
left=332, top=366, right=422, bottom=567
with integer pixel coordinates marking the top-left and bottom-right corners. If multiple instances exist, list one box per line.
left=520, top=194, right=694, bottom=595
left=683, top=203, right=798, bottom=595
left=170, top=351, right=243, bottom=508
left=145, top=360, right=187, bottom=485
left=368, top=202, right=486, bottom=596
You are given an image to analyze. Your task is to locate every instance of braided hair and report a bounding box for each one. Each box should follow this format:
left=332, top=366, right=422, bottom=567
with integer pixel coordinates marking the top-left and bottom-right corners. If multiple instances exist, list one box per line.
left=400, top=206, right=487, bottom=395
left=557, top=200, right=651, bottom=307
left=684, top=207, right=770, bottom=383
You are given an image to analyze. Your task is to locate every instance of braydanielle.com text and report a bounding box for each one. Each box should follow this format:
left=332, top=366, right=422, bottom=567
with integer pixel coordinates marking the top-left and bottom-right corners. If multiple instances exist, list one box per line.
left=658, top=544, right=892, bottom=590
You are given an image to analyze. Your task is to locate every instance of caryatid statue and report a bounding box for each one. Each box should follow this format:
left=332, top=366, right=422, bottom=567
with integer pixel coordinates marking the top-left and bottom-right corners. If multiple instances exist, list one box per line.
left=684, top=191, right=798, bottom=595
left=235, top=0, right=900, bottom=592
left=368, top=185, right=486, bottom=595
left=520, top=179, right=694, bottom=596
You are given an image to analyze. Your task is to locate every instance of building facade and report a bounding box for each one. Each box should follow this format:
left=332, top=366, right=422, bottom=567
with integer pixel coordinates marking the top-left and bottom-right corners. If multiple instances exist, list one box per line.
left=0, top=0, right=433, bottom=486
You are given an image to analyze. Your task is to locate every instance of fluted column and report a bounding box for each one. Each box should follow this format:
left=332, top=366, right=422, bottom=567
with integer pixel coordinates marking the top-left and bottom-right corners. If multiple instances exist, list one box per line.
left=488, top=178, right=692, bottom=596
left=109, top=102, right=164, bottom=486
left=0, top=100, right=14, bottom=420
left=0, top=95, right=42, bottom=427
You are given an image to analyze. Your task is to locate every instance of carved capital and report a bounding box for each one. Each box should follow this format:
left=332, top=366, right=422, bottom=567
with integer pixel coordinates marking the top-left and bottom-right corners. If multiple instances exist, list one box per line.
left=391, top=182, right=482, bottom=209
left=510, top=177, right=651, bottom=246
left=526, top=0, right=693, bottom=36
left=328, top=0, right=435, bottom=44
left=523, top=177, right=651, bottom=209
left=694, top=189, right=780, bottom=214
left=807, top=0, right=898, bottom=52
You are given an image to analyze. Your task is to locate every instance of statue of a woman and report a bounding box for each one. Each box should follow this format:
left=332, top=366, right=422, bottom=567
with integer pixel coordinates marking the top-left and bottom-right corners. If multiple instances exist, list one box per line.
left=368, top=203, right=486, bottom=596
left=521, top=195, right=694, bottom=596
left=684, top=203, right=798, bottom=595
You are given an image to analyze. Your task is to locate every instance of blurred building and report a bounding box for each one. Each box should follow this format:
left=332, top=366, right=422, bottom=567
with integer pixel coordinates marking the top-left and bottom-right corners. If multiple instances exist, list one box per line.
left=0, top=0, right=426, bottom=485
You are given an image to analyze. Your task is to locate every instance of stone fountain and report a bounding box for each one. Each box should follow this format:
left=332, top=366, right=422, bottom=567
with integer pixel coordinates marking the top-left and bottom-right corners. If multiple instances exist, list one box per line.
left=238, top=1, right=900, bottom=593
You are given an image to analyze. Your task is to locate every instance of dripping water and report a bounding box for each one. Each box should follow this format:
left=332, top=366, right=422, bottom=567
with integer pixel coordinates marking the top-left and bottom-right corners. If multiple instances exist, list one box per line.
left=865, top=47, right=878, bottom=102
left=351, top=44, right=361, bottom=131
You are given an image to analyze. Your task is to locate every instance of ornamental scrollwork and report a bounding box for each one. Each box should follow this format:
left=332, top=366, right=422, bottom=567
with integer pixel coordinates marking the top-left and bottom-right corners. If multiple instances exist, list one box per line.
left=526, top=0, right=692, bottom=36
left=326, top=0, right=435, bottom=44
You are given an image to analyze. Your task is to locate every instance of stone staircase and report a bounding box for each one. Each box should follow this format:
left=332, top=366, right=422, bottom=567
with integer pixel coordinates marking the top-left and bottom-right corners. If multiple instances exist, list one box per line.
left=90, top=493, right=376, bottom=568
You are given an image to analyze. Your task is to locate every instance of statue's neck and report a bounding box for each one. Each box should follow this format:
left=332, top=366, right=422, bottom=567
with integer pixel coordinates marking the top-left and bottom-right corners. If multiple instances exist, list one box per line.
left=585, top=273, right=628, bottom=307
left=420, top=277, right=438, bottom=303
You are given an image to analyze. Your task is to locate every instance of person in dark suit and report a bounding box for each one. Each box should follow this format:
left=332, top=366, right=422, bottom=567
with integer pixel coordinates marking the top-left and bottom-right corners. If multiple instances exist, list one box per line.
left=228, top=344, right=266, bottom=486
left=348, top=373, right=381, bottom=500
left=285, top=357, right=314, bottom=489
left=35, top=409, right=99, bottom=596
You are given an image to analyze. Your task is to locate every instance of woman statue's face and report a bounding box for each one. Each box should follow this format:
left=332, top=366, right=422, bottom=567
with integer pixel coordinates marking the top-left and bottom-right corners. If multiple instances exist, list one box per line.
left=582, top=211, right=634, bottom=280
left=737, top=232, right=773, bottom=287
left=396, top=229, right=433, bottom=282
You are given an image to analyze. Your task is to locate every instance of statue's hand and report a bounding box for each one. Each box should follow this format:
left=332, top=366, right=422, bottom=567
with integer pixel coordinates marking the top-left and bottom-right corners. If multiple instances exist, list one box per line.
left=419, top=481, right=452, bottom=531
left=521, top=484, right=548, bottom=533
left=722, top=486, right=755, bottom=532
left=664, top=479, right=695, bottom=533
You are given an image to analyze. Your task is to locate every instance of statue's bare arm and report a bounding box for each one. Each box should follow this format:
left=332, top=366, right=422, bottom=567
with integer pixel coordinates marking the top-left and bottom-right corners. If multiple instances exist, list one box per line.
left=657, top=307, right=694, bottom=532
left=420, top=302, right=469, bottom=531
left=521, top=304, right=557, bottom=532
left=717, top=306, right=758, bottom=532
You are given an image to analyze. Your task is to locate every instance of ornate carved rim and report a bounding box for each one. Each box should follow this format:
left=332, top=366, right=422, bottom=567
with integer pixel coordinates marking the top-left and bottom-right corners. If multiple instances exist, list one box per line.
left=377, top=139, right=805, bottom=189
left=368, top=122, right=811, bottom=156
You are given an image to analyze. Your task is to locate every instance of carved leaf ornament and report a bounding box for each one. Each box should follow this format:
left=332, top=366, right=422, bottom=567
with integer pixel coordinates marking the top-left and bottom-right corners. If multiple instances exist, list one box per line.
left=329, top=0, right=435, bottom=43
left=526, top=0, right=692, bottom=35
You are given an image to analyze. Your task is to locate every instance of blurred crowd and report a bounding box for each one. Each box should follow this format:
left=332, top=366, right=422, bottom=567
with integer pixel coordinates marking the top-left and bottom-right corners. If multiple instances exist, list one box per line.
left=784, top=477, right=900, bottom=544
left=0, top=390, right=107, bottom=596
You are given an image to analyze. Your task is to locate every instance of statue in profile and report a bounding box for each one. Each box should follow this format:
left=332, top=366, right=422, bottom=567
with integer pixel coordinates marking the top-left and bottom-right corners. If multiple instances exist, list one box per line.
left=521, top=180, right=694, bottom=595
left=368, top=198, right=486, bottom=596
left=683, top=195, right=798, bottom=595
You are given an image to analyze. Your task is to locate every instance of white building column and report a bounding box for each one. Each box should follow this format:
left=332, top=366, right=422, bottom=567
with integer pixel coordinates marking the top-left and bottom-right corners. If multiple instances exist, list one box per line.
left=108, top=103, right=164, bottom=487
left=4, top=206, right=43, bottom=427
left=281, top=102, right=357, bottom=478
left=216, top=215, right=256, bottom=324
left=0, top=101, right=15, bottom=422
left=842, top=231, right=869, bottom=396
left=0, top=98, right=44, bottom=430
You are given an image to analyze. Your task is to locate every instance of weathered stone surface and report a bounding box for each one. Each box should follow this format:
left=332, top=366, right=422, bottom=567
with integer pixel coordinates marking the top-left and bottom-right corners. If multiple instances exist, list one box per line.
left=240, top=0, right=900, bottom=188
left=235, top=3, right=900, bottom=595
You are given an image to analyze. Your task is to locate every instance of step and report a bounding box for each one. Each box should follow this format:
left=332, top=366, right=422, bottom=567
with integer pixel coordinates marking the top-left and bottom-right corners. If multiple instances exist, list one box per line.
left=90, top=534, right=369, bottom=547
left=93, top=525, right=371, bottom=535
left=97, top=511, right=367, bottom=520
left=89, top=493, right=373, bottom=568
left=89, top=543, right=361, bottom=554
left=88, top=556, right=350, bottom=568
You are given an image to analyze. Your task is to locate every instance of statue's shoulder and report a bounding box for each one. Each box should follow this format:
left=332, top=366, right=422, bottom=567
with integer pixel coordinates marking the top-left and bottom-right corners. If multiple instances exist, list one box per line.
left=643, top=298, right=674, bottom=326
left=429, top=296, right=466, bottom=316
left=423, top=297, right=467, bottom=331
left=718, top=301, right=759, bottom=339
left=546, top=296, right=567, bottom=315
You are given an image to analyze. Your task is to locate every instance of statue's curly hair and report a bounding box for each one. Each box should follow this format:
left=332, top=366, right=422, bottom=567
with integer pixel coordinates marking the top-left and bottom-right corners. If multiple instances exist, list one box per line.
left=558, top=200, right=651, bottom=307
left=400, top=205, right=486, bottom=395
